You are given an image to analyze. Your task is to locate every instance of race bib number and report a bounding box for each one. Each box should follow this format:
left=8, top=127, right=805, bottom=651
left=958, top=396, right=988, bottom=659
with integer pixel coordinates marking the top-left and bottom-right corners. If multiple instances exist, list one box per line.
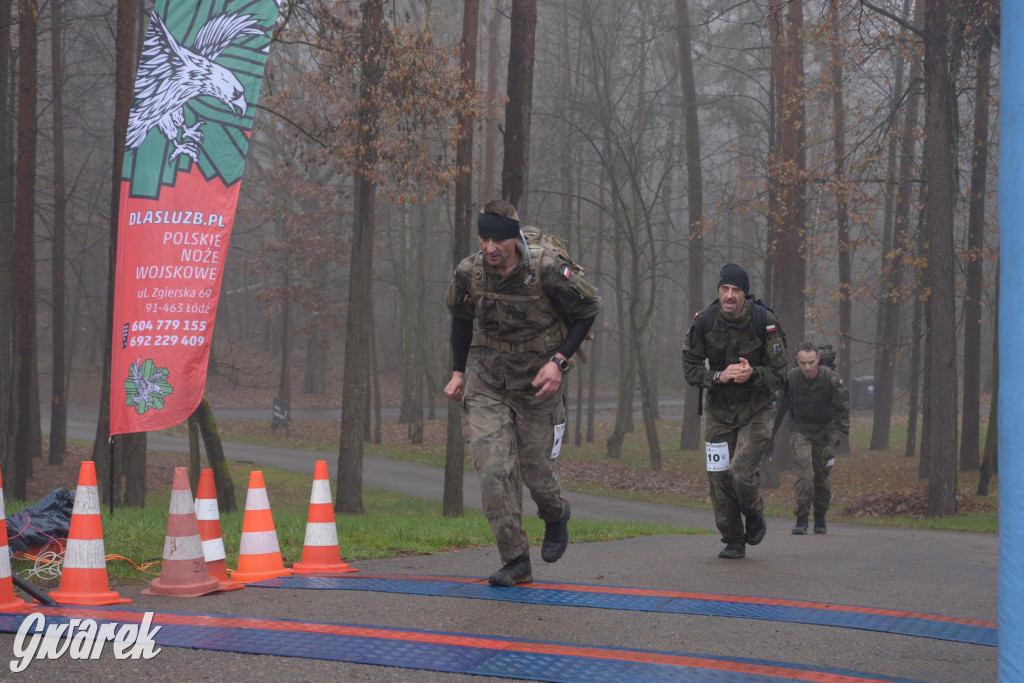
left=550, top=423, right=566, bottom=459
left=706, top=441, right=730, bottom=472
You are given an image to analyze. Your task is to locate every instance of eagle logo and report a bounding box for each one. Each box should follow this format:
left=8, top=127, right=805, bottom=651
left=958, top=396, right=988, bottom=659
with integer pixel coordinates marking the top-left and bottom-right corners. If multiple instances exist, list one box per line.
left=124, top=358, right=174, bottom=415
left=126, top=12, right=266, bottom=165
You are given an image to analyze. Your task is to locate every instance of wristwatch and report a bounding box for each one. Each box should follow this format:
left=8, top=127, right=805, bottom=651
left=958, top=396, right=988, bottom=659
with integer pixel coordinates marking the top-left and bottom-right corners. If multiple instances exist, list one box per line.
left=549, top=356, right=570, bottom=373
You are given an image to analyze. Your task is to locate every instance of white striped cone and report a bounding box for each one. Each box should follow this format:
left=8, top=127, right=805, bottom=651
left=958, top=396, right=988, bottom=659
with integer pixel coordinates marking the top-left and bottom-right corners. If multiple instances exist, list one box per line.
left=194, top=468, right=242, bottom=590
left=0, top=469, right=26, bottom=611
left=142, top=467, right=220, bottom=597
left=228, top=470, right=291, bottom=584
left=292, top=461, right=357, bottom=574
left=49, top=461, right=131, bottom=605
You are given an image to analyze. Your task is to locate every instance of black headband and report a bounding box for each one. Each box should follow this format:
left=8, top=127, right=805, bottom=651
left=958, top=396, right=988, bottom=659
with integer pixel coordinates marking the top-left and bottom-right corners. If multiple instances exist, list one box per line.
left=477, top=212, right=520, bottom=240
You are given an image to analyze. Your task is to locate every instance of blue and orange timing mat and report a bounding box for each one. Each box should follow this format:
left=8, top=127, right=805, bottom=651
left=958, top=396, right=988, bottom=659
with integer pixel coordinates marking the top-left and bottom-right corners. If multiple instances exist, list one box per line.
left=253, top=573, right=997, bottom=647
left=0, top=604, right=928, bottom=682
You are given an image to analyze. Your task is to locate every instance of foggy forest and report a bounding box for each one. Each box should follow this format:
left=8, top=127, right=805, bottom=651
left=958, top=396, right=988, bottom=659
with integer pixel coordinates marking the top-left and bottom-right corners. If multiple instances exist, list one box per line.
left=0, top=0, right=1000, bottom=516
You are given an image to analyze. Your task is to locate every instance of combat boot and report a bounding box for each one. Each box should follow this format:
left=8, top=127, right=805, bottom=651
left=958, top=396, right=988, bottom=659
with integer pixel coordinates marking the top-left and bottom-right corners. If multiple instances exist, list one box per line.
left=541, top=500, right=571, bottom=563
left=488, top=551, right=532, bottom=586
left=718, top=541, right=746, bottom=559
left=792, top=517, right=808, bottom=535
left=813, top=516, right=827, bottom=534
left=745, top=512, right=767, bottom=545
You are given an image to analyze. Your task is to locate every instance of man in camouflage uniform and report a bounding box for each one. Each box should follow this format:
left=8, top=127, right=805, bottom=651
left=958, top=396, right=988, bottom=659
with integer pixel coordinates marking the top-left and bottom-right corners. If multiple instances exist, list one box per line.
left=774, top=341, right=850, bottom=535
left=444, top=199, right=601, bottom=586
left=682, top=264, right=788, bottom=559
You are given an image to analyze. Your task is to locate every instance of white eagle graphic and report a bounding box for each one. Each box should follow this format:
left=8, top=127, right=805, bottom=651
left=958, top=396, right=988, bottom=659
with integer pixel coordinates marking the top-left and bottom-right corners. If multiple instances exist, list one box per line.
left=126, top=12, right=265, bottom=164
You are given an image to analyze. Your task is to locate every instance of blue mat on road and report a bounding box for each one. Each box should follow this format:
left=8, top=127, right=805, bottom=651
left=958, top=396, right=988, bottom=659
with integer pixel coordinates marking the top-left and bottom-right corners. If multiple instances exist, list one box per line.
left=253, top=573, right=997, bottom=647
left=0, top=606, right=926, bottom=683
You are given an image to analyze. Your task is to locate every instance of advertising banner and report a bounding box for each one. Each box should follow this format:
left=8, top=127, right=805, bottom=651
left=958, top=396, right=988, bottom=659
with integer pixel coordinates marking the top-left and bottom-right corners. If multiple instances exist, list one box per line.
left=109, top=0, right=281, bottom=435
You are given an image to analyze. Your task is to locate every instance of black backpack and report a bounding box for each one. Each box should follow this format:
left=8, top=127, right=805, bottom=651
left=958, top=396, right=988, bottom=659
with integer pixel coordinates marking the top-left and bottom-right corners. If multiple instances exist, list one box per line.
left=692, top=296, right=779, bottom=415
left=692, top=295, right=776, bottom=346
left=816, top=343, right=837, bottom=370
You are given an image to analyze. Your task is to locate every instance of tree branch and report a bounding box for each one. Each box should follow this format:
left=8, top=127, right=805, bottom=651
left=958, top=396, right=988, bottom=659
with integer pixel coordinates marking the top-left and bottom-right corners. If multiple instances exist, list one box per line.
left=860, top=0, right=922, bottom=36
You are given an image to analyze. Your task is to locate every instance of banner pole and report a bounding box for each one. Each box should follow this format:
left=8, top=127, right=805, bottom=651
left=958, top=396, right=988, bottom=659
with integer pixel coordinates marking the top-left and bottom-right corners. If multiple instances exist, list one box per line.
left=107, top=436, right=116, bottom=516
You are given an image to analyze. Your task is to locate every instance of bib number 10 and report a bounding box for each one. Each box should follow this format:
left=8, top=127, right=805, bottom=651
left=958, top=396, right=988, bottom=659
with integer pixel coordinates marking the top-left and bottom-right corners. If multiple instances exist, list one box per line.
left=705, top=441, right=731, bottom=472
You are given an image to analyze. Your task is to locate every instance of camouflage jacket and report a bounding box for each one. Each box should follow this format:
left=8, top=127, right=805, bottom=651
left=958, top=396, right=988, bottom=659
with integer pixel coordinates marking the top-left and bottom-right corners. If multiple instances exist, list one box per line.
left=682, top=300, right=788, bottom=421
left=782, top=366, right=850, bottom=443
left=446, top=240, right=601, bottom=391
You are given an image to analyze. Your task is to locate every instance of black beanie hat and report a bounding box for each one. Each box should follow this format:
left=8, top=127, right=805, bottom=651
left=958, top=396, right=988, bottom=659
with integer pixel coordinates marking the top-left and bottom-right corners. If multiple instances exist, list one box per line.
left=477, top=212, right=520, bottom=240
left=718, top=263, right=749, bottom=295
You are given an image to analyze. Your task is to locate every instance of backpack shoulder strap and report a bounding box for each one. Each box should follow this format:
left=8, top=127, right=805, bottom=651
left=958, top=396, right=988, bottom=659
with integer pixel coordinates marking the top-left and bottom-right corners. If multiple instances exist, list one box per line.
left=750, top=299, right=768, bottom=345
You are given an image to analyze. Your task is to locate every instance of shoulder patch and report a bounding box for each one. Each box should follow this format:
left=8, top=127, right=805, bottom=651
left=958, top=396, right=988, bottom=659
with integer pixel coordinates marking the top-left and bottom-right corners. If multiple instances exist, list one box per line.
left=693, top=311, right=700, bottom=319
left=766, top=323, right=777, bottom=334
left=562, top=265, right=571, bottom=279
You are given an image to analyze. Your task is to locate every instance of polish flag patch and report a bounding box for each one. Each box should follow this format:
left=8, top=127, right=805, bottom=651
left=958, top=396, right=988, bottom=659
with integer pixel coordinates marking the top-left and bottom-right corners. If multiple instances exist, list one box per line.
left=766, top=324, right=777, bottom=334
left=562, top=266, right=572, bottom=279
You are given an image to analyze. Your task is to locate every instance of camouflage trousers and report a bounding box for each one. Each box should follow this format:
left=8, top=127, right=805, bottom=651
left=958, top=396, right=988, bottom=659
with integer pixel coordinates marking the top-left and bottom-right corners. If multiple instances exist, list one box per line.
left=462, top=374, right=568, bottom=563
left=704, top=403, right=775, bottom=543
left=790, top=430, right=835, bottom=519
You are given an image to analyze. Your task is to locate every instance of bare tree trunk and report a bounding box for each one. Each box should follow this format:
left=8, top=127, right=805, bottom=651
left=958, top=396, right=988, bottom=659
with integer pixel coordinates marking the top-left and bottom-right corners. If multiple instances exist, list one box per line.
left=12, top=0, right=39, bottom=499
left=482, top=3, right=502, bottom=201
left=48, top=0, right=67, bottom=464
left=977, top=264, right=997, bottom=496
left=959, top=10, right=993, bottom=472
left=121, top=432, right=146, bottom=507
left=828, top=0, right=852, bottom=387
left=0, top=0, right=14, bottom=489
left=922, top=0, right=962, bottom=516
left=408, top=205, right=426, bottom=445
left=193, top=397, right=237, bottom=513
left=443, top=0, right=478, bottom=518
left=188, top=414, right=200, bottom=493
left=501, top=0, right=536, bottom=213
left=275, top=271, right=291, bottom=435
left=336, top=0, right=385, bottom=515
left=674, top=0, right=703, bottom=451
left=586, top=214, right=604, bottom=444
left=95, top=0, right=136, bottom=505
left=905, top=245, right=924, bottom=460
left=872, top=0, right=923, bottom=451
left=371, top=311, right=381, bottom=444
left=768, top=0, right=807, bottom=352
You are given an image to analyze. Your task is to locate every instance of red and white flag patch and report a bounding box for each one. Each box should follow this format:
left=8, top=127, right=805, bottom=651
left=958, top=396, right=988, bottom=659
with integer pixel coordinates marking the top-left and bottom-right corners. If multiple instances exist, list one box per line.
left=562, top=266, right=572, bottom=279
left=766, top=324, right=777, bottom=334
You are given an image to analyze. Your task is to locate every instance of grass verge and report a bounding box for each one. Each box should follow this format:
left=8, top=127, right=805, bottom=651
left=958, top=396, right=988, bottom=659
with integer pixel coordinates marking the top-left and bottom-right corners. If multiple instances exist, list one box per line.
left=6, top=457, right=707, bottom=587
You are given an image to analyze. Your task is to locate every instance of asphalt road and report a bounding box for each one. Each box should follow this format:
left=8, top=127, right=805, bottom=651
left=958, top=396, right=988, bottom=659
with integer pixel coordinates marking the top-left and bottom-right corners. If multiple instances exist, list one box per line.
left=5, top=415, right=997, bottom=682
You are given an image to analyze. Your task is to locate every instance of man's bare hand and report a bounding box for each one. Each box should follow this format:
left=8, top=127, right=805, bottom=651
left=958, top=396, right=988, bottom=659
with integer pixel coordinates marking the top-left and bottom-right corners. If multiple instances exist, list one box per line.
left=732, top=357, right=753, bottom=384
left=531, top=361, right=563, bottom=398
left=720, top=357, right=754, bottom=384
left=444, top=372, right=465, bottom=401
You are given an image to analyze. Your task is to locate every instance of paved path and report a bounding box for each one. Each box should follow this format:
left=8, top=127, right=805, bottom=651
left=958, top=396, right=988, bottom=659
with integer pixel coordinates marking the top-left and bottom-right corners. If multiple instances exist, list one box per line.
left=5, top=418, right=996, bottom=682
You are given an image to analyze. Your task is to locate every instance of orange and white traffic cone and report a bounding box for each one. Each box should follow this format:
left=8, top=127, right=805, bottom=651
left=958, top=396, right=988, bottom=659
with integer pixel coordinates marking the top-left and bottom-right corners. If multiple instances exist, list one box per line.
left=49, top=461, right=131, bottom=606
left=292, top=460, right=357, bottom=574
left=194, top=468, right=242, bottom=591
left=142, top=467, right=220, bottom=597
left=0, top=468, right=27, bottom=611
left=228, top=471, right=291, bottom=584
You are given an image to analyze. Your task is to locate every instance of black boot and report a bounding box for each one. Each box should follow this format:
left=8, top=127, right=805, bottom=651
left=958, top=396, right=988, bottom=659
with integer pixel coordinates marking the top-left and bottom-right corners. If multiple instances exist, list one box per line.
left=813, top=516, right=827, bottom=534
left=488, top=551, right=532, bottom=586
left=718, top=541, right=746, bottom=559
left=541, top=500, right=571, bottom=563
left=745, top=512, right=766, bottom=545
left=792, top=517, right=808, bottom=535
